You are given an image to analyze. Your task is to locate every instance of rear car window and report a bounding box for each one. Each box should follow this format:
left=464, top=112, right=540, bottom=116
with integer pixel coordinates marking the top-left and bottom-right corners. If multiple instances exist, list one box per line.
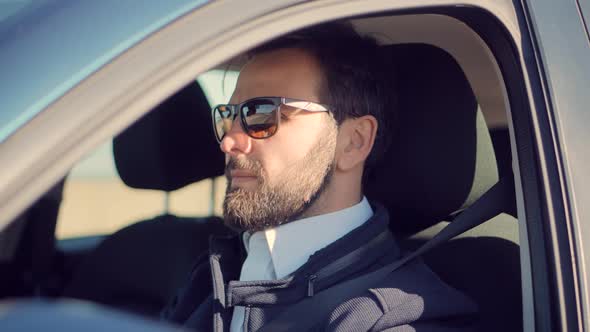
left=56, top=70, right=237, bottom=239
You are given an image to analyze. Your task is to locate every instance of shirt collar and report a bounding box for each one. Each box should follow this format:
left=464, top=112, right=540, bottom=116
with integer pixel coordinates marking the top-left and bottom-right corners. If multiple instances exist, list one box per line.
left=243, top=196, right=373, bottom=279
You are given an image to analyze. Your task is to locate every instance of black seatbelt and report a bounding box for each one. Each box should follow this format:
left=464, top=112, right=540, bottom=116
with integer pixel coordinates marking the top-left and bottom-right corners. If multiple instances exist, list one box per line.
left=259, top=176, right=515, bottom=332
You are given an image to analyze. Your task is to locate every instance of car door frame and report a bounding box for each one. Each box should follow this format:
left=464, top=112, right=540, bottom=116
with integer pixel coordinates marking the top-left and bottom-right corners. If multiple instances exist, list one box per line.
left=520, top=0, right=590, bottom=330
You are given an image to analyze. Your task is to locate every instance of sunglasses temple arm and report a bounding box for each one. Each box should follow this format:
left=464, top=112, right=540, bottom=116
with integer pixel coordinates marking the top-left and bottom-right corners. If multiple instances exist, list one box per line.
left=282, top=98, right=330, bottom=113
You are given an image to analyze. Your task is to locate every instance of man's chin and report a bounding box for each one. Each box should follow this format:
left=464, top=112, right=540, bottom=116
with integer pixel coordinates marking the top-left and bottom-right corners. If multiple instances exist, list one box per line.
left=222, top=207, right=276, bottom=233
left=222, top=193, right=318, bottom=233
left=223, top=218, right=273, bottom=233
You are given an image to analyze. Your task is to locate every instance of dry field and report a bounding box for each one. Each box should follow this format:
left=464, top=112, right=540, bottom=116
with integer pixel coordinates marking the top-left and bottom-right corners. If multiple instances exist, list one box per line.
left=56, top=177, right=226, bottom=239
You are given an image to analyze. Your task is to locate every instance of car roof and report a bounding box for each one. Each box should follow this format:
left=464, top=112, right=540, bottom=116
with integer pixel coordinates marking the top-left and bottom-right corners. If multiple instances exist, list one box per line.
left=0, top=0, right=208, bottom=143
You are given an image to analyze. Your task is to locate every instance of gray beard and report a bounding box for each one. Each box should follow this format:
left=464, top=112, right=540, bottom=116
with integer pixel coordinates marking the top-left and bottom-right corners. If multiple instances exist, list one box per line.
left=222, top=120, right=338, bottom=233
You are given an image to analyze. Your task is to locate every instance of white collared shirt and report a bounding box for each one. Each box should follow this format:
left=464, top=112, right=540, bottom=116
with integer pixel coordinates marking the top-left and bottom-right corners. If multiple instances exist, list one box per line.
left=230, top=197, right=373, bottom=332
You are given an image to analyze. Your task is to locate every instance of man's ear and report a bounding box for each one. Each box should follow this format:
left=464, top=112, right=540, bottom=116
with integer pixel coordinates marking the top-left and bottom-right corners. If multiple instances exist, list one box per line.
left=336, top=115, right=378, bottom=171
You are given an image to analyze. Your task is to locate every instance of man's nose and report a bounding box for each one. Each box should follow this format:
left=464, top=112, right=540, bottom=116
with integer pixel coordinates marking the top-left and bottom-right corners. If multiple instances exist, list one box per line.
left=219, top=118, right=253, bottom=155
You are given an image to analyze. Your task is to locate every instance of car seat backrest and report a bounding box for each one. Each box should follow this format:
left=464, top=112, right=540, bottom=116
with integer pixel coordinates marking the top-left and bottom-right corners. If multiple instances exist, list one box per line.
left=63, top=81, right=231, bottom=316
left=365, top=44, right=521, bottom=331
left=62, top=215, right=229, bottom=316
left=365, top=44, right=499, bottom=234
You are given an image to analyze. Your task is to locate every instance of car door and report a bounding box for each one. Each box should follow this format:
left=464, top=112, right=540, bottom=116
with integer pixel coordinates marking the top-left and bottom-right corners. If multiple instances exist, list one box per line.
left=520, top=0, right=590, bottom=330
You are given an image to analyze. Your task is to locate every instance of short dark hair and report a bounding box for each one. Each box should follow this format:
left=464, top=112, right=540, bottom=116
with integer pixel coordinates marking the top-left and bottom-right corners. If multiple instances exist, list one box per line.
left=249, top=22, right=397, bottom=171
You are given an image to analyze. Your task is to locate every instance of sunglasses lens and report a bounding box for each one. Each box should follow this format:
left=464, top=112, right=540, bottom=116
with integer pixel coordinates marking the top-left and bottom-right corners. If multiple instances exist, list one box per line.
left=242, top=99, right=278, bottom=138
left=213, top=105, right=233, bottom=141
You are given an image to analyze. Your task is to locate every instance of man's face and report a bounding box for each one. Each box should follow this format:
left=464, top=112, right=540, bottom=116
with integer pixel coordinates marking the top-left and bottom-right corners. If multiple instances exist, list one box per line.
left=220, top=48, right=338, bottom=232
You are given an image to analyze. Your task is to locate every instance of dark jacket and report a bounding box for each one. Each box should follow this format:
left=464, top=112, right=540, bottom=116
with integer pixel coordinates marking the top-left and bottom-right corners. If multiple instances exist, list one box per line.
left=161, top=205, right=477, bottom=331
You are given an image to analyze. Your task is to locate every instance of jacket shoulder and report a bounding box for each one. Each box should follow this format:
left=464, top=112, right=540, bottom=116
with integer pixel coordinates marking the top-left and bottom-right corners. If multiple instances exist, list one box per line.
left=160, top=252, right=212, bottom=323
left=324, top=260, right=477, bottom=332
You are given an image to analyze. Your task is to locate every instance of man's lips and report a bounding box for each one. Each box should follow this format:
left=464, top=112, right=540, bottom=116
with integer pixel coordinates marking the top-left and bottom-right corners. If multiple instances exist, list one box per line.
left=229, top=170, right=258, bottom=185
left=229, top=169, right=257, bottom=178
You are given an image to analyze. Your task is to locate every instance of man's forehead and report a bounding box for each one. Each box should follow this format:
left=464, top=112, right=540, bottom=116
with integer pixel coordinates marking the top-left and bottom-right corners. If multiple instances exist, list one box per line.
left=230, top=48, right=323, bottom=103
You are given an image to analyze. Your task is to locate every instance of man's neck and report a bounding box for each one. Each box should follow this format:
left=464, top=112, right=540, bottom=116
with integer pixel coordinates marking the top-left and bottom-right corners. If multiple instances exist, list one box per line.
left=242, top=196, right=374, bottom=279
left=306, top=164, right=365, bottom=216
left=297, top=177, right=363, bottom=220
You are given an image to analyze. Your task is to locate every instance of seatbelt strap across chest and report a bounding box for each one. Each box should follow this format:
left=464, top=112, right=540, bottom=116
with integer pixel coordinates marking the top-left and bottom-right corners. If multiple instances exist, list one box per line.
left=259, top=176, right=515, bottom=332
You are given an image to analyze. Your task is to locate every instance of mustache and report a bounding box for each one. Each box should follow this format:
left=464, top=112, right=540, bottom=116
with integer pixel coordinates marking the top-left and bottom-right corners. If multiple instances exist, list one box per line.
left=225, top=157, right=263, bottom=178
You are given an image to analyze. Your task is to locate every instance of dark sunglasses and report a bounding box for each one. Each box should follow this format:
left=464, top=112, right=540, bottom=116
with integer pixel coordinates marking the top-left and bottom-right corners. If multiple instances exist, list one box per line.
left=212, top=97, right=331, bottom=143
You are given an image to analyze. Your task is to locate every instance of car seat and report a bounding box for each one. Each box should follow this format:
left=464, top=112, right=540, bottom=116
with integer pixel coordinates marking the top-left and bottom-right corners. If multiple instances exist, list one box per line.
left=0, top=179, right=65, bottom=298
left=62, top=82, right=232, bottom=317
left=366, top=44, right=521, bottom=331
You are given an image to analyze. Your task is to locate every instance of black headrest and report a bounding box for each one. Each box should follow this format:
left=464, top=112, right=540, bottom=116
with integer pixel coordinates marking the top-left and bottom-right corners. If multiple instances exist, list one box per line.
left=366, top=44, right=498, bottom=234
left=113, top=82, right=224, bottom=191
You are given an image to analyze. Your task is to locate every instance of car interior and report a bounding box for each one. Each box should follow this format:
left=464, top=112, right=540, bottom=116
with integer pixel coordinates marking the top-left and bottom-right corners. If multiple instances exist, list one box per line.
left=0, top=12, right=522, bottom=332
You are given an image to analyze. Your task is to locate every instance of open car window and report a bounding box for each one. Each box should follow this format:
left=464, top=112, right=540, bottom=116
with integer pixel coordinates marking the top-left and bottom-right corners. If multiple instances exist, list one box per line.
left=56, top=70, right=238, bottom=239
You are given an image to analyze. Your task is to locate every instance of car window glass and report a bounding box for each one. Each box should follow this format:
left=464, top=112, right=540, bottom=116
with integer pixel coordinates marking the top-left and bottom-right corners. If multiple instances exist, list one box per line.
left=0, top=0, right=32, bottom=22
left=167, top=70, right=238, bottom=218
left=579, top=0, right=590, bottom=42
left=0, top=0, right=208, bottom=144
left=56, top=70, right=237, bottom=239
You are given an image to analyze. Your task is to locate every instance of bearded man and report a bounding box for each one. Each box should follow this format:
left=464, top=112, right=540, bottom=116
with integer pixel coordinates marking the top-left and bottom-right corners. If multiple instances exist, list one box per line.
left=162, top=23, right=477, bottom=332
